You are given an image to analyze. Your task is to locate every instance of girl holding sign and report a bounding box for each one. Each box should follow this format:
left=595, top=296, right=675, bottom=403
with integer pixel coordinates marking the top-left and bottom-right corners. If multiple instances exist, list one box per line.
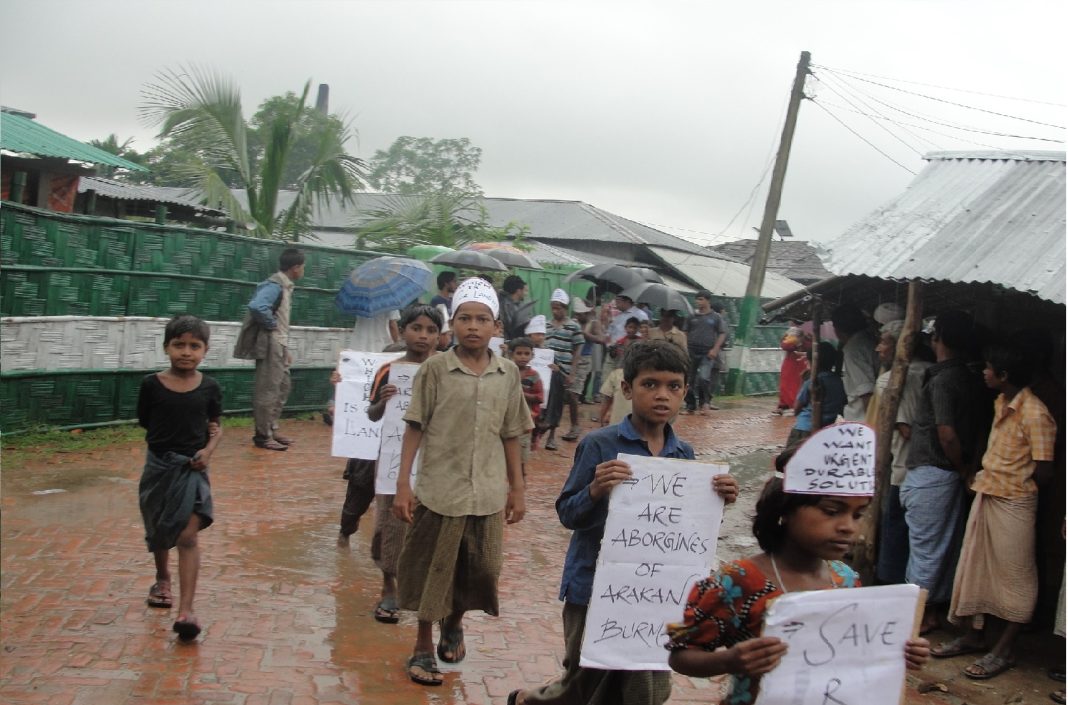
left=665, top=452, right=931, bottom=704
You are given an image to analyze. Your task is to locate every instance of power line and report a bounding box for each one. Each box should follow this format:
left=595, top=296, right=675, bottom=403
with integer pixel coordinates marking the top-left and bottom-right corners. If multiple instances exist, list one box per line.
left=817, top=65, right=1066, bottom=130
left=809, top=98, right=918, bottom=175
left=812, top=98, right=1007, bottom=150
left=810, top=72, right=926, bottom=156
left=811, top=70, right=943, bottom=151
left=813, top=63, right=1067, bottom=108
left=834, top=79, right=1065, bottom=143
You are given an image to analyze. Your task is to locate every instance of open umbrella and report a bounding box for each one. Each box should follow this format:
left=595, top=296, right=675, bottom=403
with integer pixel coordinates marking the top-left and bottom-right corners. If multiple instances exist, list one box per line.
left=619, top=282, right=694, bottom=316
left=335, top=256, right=433, bottom=317
left=485, top=248, right=542, bottom=270
left=563, top=264, right=644, bottom=293
left=629, top=266, right=665, bottom=284
left=430, top=249, right=508, bottom=272
left=406, top=244, right=454, bottom=261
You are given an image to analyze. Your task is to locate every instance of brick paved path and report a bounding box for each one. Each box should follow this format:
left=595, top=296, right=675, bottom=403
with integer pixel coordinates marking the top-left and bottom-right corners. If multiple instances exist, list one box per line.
left=1, top=398, right=1054, bottom=704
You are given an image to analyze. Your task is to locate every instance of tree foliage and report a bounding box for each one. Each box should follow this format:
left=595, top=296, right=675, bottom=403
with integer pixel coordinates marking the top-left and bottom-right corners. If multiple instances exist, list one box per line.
left=138, top=66, right=365, bottom=240
left=355, top=193, right=528, bottom=252
left=367, top=136, right=482, bottom=196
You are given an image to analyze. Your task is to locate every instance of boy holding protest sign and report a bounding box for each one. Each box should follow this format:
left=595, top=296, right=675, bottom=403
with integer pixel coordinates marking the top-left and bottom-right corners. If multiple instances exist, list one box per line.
left=393, top=278, right=532, bottom=687
left=360, top=304, right=443, bottom=624
left=665, top=435, right=931, bottom=705
left=509, top=340, right=738, bottom=705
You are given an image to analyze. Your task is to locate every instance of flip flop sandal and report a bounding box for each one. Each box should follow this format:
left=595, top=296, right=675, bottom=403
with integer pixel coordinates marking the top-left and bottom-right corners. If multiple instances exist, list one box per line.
left=146, top=582, right=173, bottom=609
left=406, top=652, right=443, bottom=686
left=437, top=620, right=466, bottom=663
left=507, top=690, right=521, bottom=705
left=931, top=636, right=985, bottom=658
left=173, top=619, right=202, bottom=642
left=1051, top=691, right=1066, bottom=704
left=963, top=652, right=1015, bottom=680
left=373, top=597, right=400, bottom=624
left=255, top=439, right=288, bottom=451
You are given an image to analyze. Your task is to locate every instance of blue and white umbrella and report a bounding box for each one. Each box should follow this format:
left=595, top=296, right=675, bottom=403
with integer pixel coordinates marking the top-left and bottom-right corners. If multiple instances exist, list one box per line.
left=335, top=256, right=433, bottom=318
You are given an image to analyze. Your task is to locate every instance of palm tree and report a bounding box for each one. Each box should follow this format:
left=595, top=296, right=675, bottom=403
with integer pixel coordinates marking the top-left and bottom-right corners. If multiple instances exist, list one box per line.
left=355, top=193, right=532, bottom=252
left=140, top=66, right=364, bottom=240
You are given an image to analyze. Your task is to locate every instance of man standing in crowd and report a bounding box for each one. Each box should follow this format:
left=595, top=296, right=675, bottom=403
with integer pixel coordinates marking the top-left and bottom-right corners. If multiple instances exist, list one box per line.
left=571, top=297, right=602, bottom=404
left=499, top=275, right=529, bottom=340
left=900, top=310, right=988, bottom=635
left=429, top=270, right=458, bottom=314
left=832, top=303, right=880, bottom=421
left=647, top=309, right=687, bottom=352
left=606, top=292, right=649, bottom=343
left=234, top=248, right=305, bottom=451
left=684, top=291, right=727, bottom=414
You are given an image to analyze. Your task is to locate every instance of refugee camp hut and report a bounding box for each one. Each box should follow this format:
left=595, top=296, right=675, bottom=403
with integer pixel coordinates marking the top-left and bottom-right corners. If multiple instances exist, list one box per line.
left=0, top=109, right=145, bottom=212
left=764, top=150, right=1066, bottom=611
left=76, top=176, right=227, bottom=228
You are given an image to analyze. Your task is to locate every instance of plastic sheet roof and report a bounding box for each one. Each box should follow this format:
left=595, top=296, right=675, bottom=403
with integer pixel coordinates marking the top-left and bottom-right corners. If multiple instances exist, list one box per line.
left=821, top=151, right=1065, bottom=304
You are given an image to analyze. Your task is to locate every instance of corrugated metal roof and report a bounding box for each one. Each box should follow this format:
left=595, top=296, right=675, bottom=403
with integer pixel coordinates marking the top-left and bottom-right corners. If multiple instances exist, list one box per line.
left=78, top=176, right=223, bottom=213
left=0, top=112, right=146, bottom=171
left=261, top=191, right=713, bottom=256
left=822, top=150, right=1066, bottom=304
left=711, top=239, right=833, bottom=284
left=648, top=246, right=803, bottom=299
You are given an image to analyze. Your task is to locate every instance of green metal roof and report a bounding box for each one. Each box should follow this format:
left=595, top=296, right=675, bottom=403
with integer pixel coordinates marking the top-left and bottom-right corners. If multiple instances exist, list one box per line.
left=0, top=112, right=147, bottom=171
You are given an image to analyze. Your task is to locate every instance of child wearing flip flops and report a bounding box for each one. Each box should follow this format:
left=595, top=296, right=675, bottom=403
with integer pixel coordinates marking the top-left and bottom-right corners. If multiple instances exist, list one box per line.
left=392, top=278, right=533, bottom=687
left=362, top=304, right=443, bottom=625
left=137, top=315, right=223, bottom=643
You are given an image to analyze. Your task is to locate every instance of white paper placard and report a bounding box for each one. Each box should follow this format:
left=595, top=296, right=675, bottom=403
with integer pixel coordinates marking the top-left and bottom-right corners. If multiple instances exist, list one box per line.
left=375, top=362, right=420, bottom=494
left=757, top=583, right=922, bottom=705
left=330, top=351, right=398, bottom=459
left=490, top=336, right=506, bottom=356
left=531, top=347, right=554, bottom=403
left=580, top=454, right=728, bottom=671
left=784, top=422, right=876, bottom=495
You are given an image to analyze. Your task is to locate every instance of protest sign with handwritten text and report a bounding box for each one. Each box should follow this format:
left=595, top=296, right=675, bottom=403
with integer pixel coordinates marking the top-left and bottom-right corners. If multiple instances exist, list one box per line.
left=785, top=423, right=876, bottom=495
left=375, top=362, right=420, bottom=494
left=531, top=347, right=554, bottom=403
left=331, top=351, right=398, bottom=459
left=580, top=454, right=727, bottom=671
left=757, top=583, right=922, bottom=705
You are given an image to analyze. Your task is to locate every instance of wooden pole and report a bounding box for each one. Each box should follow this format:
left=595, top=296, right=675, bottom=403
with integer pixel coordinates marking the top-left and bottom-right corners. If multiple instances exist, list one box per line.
left=810, top=301, right=823, bottom=431
left=854, top=280, right=923, bottom=583
left=728, top=50, right=811, bottom=394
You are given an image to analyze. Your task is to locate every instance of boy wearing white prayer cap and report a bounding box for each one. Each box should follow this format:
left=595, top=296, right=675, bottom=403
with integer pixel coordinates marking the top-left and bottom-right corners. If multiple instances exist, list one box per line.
left=392, top=277, right=534, bottom=686
left=543, top=288, right=586, bottom=449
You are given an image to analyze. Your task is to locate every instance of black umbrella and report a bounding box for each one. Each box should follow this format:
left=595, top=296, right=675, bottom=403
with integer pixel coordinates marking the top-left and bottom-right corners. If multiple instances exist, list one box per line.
left=485, top=248, right=543, bottom=270
left=629, top=266, right=665, bottom=284
left=619, top=282, right=694, bottom=316
left=430, top=250, right=508, bottom=272
left=563, top=264, right=644, bottom=293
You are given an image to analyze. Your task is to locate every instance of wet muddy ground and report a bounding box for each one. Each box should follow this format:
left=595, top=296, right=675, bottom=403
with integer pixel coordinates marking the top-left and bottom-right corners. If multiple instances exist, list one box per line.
left=1, top=397, right=1060, bottom=704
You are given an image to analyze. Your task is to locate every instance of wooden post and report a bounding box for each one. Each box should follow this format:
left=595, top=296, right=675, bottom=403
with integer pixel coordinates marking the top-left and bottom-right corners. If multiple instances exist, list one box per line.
left=854, top=280, right=923, bottom=582
left=11, top=172, right=26, bottom=203
left=155, top=204, right=167, bottom=225
left=810, top=301, right=823, bottom=430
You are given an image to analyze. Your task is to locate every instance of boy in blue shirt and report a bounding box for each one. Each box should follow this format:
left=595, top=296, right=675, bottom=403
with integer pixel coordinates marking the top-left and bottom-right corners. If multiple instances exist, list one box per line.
left=510, top=340, right=738, bottom=705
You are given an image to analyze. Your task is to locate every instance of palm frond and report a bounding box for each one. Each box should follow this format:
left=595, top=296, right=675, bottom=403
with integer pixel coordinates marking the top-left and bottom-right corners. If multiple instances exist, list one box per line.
left=140, top=65, right=252, bottom=186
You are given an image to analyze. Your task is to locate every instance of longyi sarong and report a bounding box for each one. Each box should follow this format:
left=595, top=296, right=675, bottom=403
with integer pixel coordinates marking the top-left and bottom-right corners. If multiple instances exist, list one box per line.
left=396, top=505, right=503, bottom=622
left=138, top=449, right=213, bottom=552
left=950, top=492, right=1038, bottom=625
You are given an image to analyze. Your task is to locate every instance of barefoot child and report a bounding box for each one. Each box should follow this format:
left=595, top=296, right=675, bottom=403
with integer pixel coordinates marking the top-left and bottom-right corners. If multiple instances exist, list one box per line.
left=138, top=314, right=222, bottom=642
left=393, top=277, right=533, bottom=686
left=665, top=458, right=931, bottom=704
left=364, top=304, right=443, bottom=624
left=510, top=340, right=739, bottom=705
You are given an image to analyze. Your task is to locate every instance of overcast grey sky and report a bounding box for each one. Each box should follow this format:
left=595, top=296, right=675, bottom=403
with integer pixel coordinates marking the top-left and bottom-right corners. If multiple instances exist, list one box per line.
left=2, top=0, right=1064, bottom=247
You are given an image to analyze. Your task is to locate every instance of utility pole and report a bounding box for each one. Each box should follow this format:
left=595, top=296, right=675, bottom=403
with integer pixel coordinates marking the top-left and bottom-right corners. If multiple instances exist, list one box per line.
left=727, top=51, right=811, bottom=395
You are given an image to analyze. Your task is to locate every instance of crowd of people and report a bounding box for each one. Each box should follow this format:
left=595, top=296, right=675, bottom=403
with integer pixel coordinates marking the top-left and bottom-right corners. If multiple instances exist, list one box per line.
left=775, top=302, right=1064, bottom=694
left=132, top=249, right=1062, bottom=703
